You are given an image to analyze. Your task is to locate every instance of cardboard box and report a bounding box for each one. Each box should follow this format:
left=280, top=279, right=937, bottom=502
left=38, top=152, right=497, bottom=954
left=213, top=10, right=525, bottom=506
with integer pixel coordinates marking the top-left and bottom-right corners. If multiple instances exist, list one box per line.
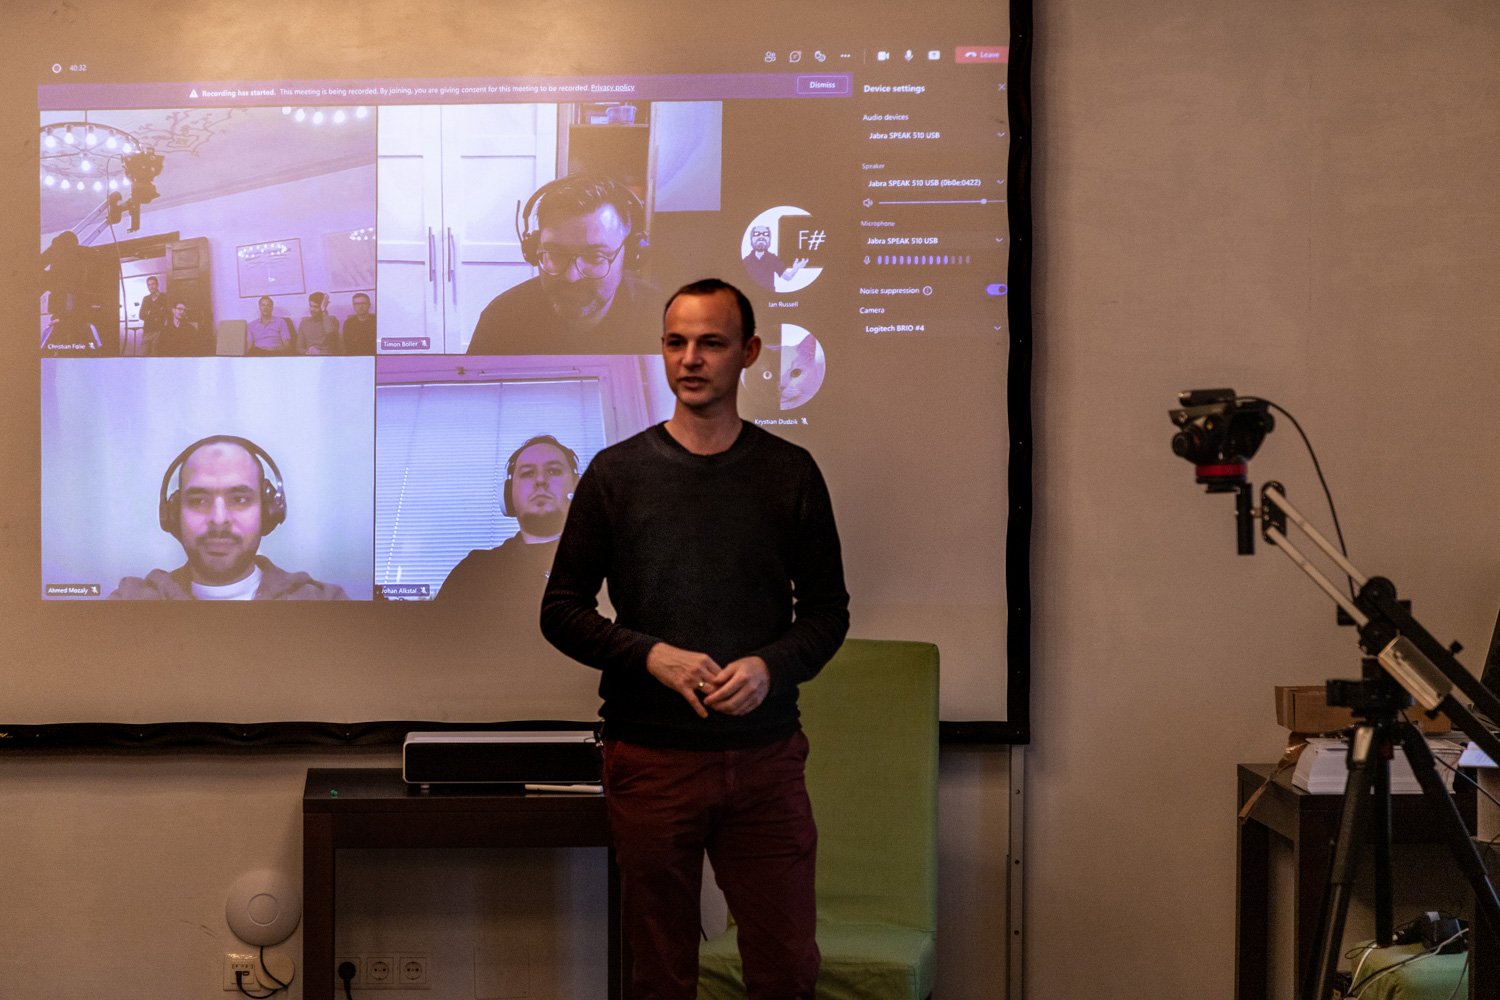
left=1276, top=685, right=1452, bottom=734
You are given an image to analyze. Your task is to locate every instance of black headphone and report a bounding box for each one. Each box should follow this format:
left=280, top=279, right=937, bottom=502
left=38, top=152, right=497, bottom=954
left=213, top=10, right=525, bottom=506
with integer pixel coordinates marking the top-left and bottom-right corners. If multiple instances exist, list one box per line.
left=502, top=435, right=580, bottom=517
left=516, top=175, right=649, bottom=272
left=159, top=435, right=287, bottom=537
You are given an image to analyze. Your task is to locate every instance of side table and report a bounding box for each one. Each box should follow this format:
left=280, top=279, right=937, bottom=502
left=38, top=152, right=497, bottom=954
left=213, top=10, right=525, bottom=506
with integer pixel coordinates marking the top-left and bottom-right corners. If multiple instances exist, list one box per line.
left=303, top=768, right=623, bottom=999
left=1236, top=762, right=1476, bottom=999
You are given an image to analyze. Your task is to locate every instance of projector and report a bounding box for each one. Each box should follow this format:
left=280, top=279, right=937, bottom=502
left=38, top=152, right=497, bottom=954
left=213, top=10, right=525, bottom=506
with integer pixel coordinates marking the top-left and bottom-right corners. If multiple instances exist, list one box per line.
left=402, top=730, right=601, bottom=786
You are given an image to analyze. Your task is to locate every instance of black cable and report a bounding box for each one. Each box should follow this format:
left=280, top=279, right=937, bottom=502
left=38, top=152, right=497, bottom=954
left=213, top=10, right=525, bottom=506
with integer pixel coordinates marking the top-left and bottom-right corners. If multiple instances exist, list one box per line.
left=1237, top=396, right=1353, bottom=598
left=106, top=217, right=128, bottom=354
left=233, top=969, right=275, bottom=999
left=1347, top=928, right=1468, bottom=997
left=230, top=947, right=291, bottom=999
left=258, top=945, right=291, bottom=991
left=338, top=959, right=358, bottom=1000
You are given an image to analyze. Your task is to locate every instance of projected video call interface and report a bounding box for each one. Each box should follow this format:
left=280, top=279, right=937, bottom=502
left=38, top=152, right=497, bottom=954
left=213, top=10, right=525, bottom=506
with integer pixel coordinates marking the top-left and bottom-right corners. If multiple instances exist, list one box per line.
left=38, top=48, right=1010, bottom=603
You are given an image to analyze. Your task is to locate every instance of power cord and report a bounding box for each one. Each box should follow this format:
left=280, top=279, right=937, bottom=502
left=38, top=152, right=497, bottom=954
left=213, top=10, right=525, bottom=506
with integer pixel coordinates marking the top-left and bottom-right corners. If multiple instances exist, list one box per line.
left=258, top=945, right=291, bottom=991
left=1237, top=395, right=1353, bottom=598
left=233, top=969, right=275, bottom=999
left=233, top=946, right=292, bottom=999
left=338, top=959, right=358, bottom=1000
left=1345, top=925, right=1468, bottom=997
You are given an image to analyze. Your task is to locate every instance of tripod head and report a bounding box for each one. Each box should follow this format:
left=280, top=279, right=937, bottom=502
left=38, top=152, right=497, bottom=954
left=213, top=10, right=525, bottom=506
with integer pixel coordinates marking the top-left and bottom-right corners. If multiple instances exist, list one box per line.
left=1168, top=388, right=1274, bottom=492
left=1168, top=389, right=1275, bottom=553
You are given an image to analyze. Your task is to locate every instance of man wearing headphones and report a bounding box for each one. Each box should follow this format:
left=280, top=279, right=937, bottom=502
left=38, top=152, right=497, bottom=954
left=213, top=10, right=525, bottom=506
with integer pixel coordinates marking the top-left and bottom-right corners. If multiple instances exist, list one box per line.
left=436, top=434, right=579, bottom=602
left=108, top=436, right=348, bottom=600
left=467, top=174, right=660, bottom=355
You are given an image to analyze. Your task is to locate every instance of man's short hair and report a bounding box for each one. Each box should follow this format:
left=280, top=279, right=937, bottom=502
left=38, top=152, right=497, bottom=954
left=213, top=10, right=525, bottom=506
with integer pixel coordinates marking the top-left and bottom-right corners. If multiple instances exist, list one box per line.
left=352, top=292, right=370, bottom=304
left=309, top=291, right=327, bottom=307
left=663, top=279, right=756, bottom=344
left=529, top=174, right=641, bottom=232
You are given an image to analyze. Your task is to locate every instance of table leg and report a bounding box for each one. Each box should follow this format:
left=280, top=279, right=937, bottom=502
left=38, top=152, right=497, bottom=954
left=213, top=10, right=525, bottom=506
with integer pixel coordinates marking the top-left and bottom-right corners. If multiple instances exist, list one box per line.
left=1238, top=814, right=1271, bottom=1000
left=303, top=812, right=335, bottom=1000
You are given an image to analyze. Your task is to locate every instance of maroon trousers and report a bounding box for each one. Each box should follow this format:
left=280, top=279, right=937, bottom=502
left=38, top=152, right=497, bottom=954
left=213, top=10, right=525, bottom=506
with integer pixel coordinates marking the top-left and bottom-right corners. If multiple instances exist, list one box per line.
left=602, top=732, right=819, bottom=1000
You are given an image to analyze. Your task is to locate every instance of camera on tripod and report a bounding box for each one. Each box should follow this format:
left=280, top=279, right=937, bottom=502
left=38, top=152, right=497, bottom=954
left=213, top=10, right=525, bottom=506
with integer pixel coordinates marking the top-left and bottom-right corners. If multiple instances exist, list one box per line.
left=1167, top=388, right=1276, bottom=554
left=1167, top=388, right=1273, bottom=491
left=106, top=146, right=164, bottom=232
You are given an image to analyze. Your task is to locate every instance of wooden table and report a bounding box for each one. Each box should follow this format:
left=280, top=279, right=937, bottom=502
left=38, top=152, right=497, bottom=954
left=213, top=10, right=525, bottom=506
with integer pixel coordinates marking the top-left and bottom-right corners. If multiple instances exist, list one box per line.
left=303, top=768, right=622, bottom=999
left=1235, top=762, right=1476, bottom=999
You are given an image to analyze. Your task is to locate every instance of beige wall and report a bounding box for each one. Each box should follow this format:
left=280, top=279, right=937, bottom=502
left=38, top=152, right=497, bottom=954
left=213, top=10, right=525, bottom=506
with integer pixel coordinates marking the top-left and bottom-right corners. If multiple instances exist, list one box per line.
left=6, top=1, right=1499, bottom=998
left=1028, top=1, right=1499, bottom=996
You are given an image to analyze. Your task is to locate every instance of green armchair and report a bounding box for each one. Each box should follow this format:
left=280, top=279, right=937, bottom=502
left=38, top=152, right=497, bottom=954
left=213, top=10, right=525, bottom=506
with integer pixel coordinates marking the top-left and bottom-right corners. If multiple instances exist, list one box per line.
left=698, top=639, right=939, bottom=1000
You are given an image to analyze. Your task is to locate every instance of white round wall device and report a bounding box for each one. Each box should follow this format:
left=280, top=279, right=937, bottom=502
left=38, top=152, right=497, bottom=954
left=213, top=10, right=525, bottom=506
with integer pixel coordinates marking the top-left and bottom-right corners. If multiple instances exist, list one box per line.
left=225, top=869, right=302, bottom=946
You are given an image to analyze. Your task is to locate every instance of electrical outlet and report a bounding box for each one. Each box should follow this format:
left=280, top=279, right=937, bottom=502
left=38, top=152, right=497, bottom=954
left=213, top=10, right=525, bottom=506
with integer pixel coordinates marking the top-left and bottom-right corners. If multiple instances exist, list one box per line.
left=366, top=954, right=397, bottom=988
left=396, top=953, right=430, bottom=987
left=223, top=953, right=257, bottom=991
left=336, top=956, right=363, bottom=987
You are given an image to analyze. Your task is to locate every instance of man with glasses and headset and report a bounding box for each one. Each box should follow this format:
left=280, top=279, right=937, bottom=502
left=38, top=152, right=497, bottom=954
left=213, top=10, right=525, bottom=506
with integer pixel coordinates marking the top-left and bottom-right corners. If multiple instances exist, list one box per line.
left=467, top=174, right=660, bottom=355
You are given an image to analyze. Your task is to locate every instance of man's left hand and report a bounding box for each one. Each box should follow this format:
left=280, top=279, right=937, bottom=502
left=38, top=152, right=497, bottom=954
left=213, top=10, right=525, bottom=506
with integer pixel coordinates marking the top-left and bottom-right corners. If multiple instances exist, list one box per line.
left=702, top=656, right=771, bottom=716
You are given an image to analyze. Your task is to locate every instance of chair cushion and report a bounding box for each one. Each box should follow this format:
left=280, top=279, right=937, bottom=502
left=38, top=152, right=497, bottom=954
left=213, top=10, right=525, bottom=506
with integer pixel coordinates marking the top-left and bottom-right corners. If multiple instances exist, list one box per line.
left=1345, top=940, right=1467, bottom=1000
left=699, top=919, right=935, bottom=1000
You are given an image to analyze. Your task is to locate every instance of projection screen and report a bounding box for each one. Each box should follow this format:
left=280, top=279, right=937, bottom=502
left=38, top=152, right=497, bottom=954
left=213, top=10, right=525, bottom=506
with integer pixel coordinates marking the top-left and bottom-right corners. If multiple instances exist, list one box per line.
left=8, top=0, right=1032, bottom=743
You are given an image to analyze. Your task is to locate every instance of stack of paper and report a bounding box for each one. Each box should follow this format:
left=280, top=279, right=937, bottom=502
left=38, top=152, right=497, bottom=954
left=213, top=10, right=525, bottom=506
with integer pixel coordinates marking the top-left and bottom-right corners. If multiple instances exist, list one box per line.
left=1292, top=737, right=1464, bottom=794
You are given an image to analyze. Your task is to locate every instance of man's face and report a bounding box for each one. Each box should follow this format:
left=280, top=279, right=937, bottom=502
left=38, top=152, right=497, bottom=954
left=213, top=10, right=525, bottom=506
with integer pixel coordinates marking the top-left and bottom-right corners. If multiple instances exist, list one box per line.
left=258, top=298, right=274, bottom=321
left=308, top=296, right=324, bottom=318
left=176, top=442, right=264, bottom=586
left=537, top=202, right=630, bottom=328
left=171, top=303, right=188, bottom=324
left=353, top=295, right=371, bottom=317
left=146, top=277, right=159, bottom=295
left=662, top=290, right=761, bottom=414
left=750, top=226, right=772, bottom=252
left=510, top=441, right=577, bottom=538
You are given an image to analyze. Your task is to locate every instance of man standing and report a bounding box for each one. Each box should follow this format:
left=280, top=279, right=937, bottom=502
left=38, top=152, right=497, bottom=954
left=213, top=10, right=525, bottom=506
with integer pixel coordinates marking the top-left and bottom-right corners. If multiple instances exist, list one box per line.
left=138, top=276, right=169, bottom=355
left=437, top=435, right=579, bottom=603
left=341, top=292, right=377, bottom=355
left=297, top=291, right=339, bottom=355
left=467, top=174, right=658, bottom=355
left=542, top=279, right=849, bottom=999
left=109, top=435, right=348, bottom=600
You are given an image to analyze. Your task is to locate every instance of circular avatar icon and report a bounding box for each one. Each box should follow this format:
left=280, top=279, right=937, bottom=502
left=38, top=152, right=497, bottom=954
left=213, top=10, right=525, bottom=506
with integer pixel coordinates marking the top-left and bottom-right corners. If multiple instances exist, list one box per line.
left=739, top=207, right=825, bottom=294
left=739, top=323, right=827, bottom=413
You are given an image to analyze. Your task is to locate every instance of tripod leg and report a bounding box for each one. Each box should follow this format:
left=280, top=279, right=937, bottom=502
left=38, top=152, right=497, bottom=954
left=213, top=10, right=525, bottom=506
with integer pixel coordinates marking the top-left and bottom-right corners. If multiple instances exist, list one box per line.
left=1372, top=740, right=1394, bottom=947
left=1396, top=723, right=1500, bottom=939
left=1302, top=725, right=1378, bottom=1000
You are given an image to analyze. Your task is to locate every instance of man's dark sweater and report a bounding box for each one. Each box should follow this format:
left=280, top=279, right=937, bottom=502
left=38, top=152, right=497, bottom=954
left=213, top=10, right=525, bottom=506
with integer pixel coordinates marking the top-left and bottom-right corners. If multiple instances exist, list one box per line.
left=436, top=534, right=557, bottom=604
left=466, top=274, right=661, bottom=356
left=540, top=422, right=849, bottom=750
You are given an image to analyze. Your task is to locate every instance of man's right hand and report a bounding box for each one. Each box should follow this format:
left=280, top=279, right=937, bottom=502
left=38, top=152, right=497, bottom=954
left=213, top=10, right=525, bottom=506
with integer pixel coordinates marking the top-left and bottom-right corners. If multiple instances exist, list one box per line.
left=646, top=642, right=722, bottom=719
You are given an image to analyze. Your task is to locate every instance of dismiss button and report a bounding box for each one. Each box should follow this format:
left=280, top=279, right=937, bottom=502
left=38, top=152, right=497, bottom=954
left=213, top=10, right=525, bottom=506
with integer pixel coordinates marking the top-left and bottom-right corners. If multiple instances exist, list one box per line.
left=796, top=75, right=851, bottom=96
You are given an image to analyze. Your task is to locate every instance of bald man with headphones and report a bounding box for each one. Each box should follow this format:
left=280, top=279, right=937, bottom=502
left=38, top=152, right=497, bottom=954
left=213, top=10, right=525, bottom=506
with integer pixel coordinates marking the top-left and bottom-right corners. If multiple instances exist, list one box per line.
left=108, top=435, right=348, bottom=600
left=467, top=174, right=660, bottom=355
left=436, top=434, right=580, bottom=603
